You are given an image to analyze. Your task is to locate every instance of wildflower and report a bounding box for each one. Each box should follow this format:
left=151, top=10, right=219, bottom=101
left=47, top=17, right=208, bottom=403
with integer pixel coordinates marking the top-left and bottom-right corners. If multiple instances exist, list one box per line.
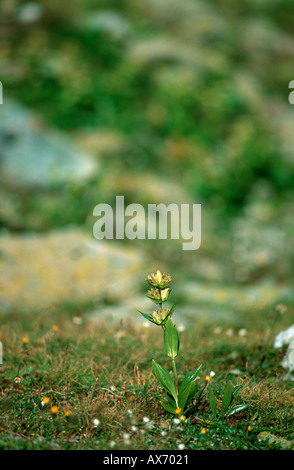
left=51, top=406, right=58, bottom=414
left=93, top=418, right=100, bottom=427
left=22, top=337, right=29, bottom=344
left=247, top=425, right=252, bottom=431
left=276, top=304, right=288, bottom=314
left=205, top=373, right=214, bottom=382
left=146, top=270, right=171, bottom=288
left=14, top=377, right=21, bottom=384
left=238, top=328, right=247, bottom=337
left=131, top=425, right=138, bottom=432
left=175, top=408, right=181, bottom=415
left=127, top=409, right=133, bottom=416
left=160, top=287, right=171, bottom=302
left=73, top=316, right=82, bottom=325
left=64, top=410, right=72, bottom=417
left=161, top=431, right=167, bottom=437
left=51, top=325, right=58, bottom=332
left=213, top=327, right=222, bottom=334
left=200, top=428, right=206, bottom=435
left=123, top=433, right=130, bottom=440
left=109, top=440, right=116, bottom=448
left=41, top=397, right=50, bottom=407
left=178, top=324, right=186, bottom=332
left=142, top=417, right=150, bottom=423
left=149, top=307, right=170, bottom=325
left=177, top=443, right=185, bottom=450
left=173, top=418, right=181, bottom=425
left=148, top=287, right=161, bottom=302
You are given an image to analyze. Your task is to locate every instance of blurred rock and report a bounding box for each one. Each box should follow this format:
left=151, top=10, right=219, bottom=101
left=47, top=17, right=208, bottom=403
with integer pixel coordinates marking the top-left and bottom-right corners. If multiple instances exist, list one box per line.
left=230, top=183, right=294, bottom=283
left=0, top=229, right=147, bottom=313
left=0, top=100, right=98, bottom=190
left=177, top=280, right=293, bottom=312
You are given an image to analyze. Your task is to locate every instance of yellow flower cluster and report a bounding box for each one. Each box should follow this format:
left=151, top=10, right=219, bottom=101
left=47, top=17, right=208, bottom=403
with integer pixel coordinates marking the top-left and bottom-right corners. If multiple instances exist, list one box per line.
left=146, top=270, right=171, bottom=288
left=139, top=270, right=173, bottom=326
left=149, top=307, right=171, bottom=325
left=148, top=287, right=170, bottom=303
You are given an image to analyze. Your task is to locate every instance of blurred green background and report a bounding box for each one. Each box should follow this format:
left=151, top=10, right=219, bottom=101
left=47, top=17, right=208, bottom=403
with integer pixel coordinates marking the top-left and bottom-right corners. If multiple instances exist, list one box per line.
left=0, top=0, right=293, bottom=325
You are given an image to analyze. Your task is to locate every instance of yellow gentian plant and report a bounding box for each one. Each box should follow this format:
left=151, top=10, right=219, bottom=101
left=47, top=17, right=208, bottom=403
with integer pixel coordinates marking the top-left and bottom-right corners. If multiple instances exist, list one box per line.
left=138, top=269, right=202, bottom=419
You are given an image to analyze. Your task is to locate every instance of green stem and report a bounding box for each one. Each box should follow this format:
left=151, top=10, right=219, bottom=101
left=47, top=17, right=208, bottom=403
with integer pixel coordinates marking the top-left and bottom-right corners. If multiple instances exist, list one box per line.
left=171, top=358, right=179, bottom=397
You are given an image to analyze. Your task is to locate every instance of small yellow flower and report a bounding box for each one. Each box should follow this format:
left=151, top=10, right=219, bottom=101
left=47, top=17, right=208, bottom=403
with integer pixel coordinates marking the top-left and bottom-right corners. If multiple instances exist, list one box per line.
left=51, top=325, right=58, bottom=332
left=149, top=307, right=170, bottom=325
left=247, top=425, right=252, bottom=431
left=205, top=375, right=211, bottom=382
left=146, top=270, right=171, bottom=288
left=175, top=408, right=181, bottom=415
left=200, top=428, right=206, bottom=434
left=147, top=288, right=161, bottom=302
left=160, top=287, right=170, bottom=302
left=42, top=397, right=50, bottom=405
left=22, top=337, right=29, bottom=344
left=65, top=410, right=71, bottom=417
left=148, top=287, right=170, bottom=303
left=14, top=377, right=21, bottom=384
left=51, top=406, right=58, bottom=414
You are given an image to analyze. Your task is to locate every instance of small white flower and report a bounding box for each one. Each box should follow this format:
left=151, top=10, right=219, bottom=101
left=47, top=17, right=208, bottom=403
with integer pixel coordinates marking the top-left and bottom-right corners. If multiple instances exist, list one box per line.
left=131, top=425, right=138, bottom=432
left=73, top=316, right=82, bottom=325
left=161, top=431, right=167, bottom=437
left=110, top=385, right=116, bottom=391
left=173, top=418, right=181, bottom=425
left=238, top=328, right=247, bottom=337
left=178, top=443, right=185, bottom=450
left=178, top=324, right=186, bottom=332
left=209, top=371, right=215, bottom=378
left=109, top=440, right=116, bottom=448
left=143, top=416, right=150, bottom=423
left=93, top=418, right=100, bottom=427
left=226, top=328, right=233, bottom=336
left=123, top=433, right=130, bottom=440
left=127, top=409, right=133, bottom=416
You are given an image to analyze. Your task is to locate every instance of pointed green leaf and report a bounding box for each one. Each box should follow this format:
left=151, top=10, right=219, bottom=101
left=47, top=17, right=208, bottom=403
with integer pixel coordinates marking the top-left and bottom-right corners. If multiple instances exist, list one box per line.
left=137, top=310, right=159, bottom=325
left=179, top=365, right=202, bottom=393
left=161, top=303, right=176, bottom=326
left=152, top=360, right=178, bottom=405
left=209, top=388, right=218, bottom=418
left=178, top=381, right=197, bottom=412
left=221, top=382, right=233, bottom=414
left=232, top=384, right=243, bottom=399
left=160, top=401, right=177, bottom=415
left=164, top=317, right=180, bottom=359
left=225, top=404, right=249, bottom=417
